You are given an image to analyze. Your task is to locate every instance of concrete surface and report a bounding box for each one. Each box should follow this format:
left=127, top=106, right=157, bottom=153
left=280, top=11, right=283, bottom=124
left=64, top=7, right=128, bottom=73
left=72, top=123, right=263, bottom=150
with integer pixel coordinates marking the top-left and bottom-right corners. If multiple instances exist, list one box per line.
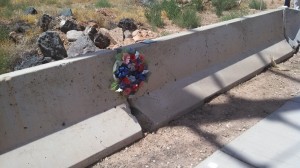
left=196, top=95, right=300, bottom=168
left=0, top=103, right=142, bottom=168
left=129, top=9, right=295, bottom=131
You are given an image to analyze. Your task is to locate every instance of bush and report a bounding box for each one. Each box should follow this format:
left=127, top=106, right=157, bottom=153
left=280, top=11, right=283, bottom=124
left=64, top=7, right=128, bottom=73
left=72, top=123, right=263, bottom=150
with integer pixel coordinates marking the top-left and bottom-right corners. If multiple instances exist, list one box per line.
left=145, top=2, right=164, bottom=27
left=212, top=0, right=238, bottom=17
left=249, top=0, right=267, bottom=10
left=161, top=0, right=180, bottom=20
left=95, top=0, right=111, bottom=8
left=175, top=8, right=200, bottom=28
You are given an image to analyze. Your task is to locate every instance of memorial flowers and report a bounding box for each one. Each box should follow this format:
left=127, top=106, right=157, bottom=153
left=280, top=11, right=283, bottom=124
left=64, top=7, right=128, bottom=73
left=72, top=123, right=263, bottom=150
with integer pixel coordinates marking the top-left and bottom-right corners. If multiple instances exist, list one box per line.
left=111, top=48, right=149, bottom=96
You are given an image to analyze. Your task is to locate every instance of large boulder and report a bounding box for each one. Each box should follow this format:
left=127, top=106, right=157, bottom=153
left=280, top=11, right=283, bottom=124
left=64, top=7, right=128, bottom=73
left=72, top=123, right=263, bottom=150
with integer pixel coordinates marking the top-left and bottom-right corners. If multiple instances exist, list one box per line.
left=67, top=35, right=100, bottom=58
left=37, top=31, right=68, bottom=60
left=117, top=18, right=137, bottom=31
left=60, top=20, right=78, bottom=33
left=66, top=30, right=83, bottom=42
left=93, top=33, right=110, bottom=49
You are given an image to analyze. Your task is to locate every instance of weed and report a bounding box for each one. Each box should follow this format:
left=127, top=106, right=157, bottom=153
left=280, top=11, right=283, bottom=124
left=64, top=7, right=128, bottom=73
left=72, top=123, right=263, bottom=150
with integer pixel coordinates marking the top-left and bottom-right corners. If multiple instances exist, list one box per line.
left=161, top=0, right=180, bottom=20
left=95, top=0, right=112, bottom=8
left=212, top=0, right=238, bottom=17
left=175, top=7, right=200, bottom=29
left=221, top=9, right=249, bottom=21
left=145, top=2, right=164, bottom=27
left=249, top=0, right=267, bottom=10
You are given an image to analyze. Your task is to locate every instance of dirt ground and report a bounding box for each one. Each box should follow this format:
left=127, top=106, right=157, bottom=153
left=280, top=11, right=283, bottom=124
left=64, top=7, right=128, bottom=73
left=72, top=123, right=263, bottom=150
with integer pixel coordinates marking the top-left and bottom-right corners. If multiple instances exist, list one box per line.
left=90, top=1, right=300, bottom=168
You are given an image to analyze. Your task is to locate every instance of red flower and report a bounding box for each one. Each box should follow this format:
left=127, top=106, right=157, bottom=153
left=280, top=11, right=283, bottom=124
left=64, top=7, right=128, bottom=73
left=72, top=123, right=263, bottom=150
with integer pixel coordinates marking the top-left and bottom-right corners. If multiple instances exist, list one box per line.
left=132, top=84, right=139, bottom=92
left=139, top=54, right=145, bottom=62
left=130, top=54, right=136, bottom=60
left=137, top=64, right=144, bottom=72
left=122, top=77, right=131, bottom=85
left=123, top=88, right=132, bottom=96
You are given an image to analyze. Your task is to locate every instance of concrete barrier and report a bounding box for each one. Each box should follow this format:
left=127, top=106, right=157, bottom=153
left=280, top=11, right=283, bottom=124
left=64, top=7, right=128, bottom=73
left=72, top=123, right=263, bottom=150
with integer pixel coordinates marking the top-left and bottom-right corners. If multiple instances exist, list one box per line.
left=128, top=9, right=295, bottom=131
left=0, top=51, right=143, bottom=167
left=0, top=8, right=299, bottom=167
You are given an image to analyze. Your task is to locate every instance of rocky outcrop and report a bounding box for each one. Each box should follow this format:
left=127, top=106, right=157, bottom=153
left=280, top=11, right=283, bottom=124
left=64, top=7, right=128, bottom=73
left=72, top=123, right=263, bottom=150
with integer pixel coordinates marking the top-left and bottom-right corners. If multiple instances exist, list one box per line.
left=37, top=31, right=68, bottom=60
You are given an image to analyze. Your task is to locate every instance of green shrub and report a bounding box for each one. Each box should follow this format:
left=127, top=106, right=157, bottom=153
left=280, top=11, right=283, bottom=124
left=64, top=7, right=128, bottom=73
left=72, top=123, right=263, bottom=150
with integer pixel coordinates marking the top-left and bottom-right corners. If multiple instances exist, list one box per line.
left=221, top=9, right=249, bottom=21
left=191, top=0, right=204, bottom=11
left=161, top=0, right=180, bottom=20
left=249, top=0, right=267, bottom=10
left=0, top=0, right=10, bottom=7
left=212, top=0, right=238, bottom=17
left=175, top=8, right=200, bottom=29
left=95, top=0, right=111, bottom=8
left=145, top=2, right=164, bottom=27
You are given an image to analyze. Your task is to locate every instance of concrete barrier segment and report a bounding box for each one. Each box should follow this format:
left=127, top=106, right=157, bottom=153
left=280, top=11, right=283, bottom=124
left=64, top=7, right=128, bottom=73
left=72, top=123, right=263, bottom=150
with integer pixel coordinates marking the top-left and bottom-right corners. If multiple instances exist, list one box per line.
left=129, top=9, right=295, bottom=131
left=0, top=50, right=131, bottom=154
left=0, top=103, right=143, bottom=168
left=284, top=9, right=300, bottom=50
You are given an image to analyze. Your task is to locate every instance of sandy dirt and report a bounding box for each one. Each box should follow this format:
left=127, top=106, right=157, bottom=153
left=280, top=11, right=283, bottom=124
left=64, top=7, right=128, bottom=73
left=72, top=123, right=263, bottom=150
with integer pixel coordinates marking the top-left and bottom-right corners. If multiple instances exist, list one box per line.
left=90, top=1, right=300, bottom=168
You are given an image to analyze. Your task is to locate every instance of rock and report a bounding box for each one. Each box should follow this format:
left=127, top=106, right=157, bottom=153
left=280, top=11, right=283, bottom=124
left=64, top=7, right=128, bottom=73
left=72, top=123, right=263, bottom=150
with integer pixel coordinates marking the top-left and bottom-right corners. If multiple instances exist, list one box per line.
left=132, top=29, right=158, bottom=42
left=24, top=7, right=38, bottom=15
left=38, top=14, right=53, bottom=32
left=60, top=8, right=73, bottom=17
left=117, top=18, right=137, bottom=31
left=60, top=20, right=78, bottom=33
left=93, top=33, right=110, bottom=49
left=37, top=31, right=68, bottom=60
left=99, top=28, right=117, bottom=44
left=123, top=38, right=135, bottom=46
left=66, top=30, right=83, bottom=42
left=107, top=27, right=124, bottom=44
left=123, top=30, right=132, bottom=38
left=84, top=26, right=97, bottom=40
left=14, top=50, right=52, bottom=71
left=67, top=35, right=101, bottom=58
left=176, top=0, right=191, bottom=4
left=13, top=21, right=31, bottom=33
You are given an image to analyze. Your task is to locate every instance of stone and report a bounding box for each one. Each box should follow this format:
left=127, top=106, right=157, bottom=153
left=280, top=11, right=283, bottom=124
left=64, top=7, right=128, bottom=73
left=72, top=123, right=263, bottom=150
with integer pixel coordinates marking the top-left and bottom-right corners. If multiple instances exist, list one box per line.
left=107, top=27, right=124, bottom=44
left=37, top=31, right=68, bottom=60
left=84, top=26, right=98, bottom=40
left=99, top=28, right=117, bottom=44
left=60, top=8, right=73, bottom=17
left=24, top=7, right=38, bottom=15
left=67, top=35, right=100, bottom=58
left=132, top=29, right=158, bottom=42
left=13, top=21, right=31, bottom=33
left=14, top=50, right=52, bottom=70
left=123, top=30, right=132, bottom=39
left=93, top=33, right=110, bottom=49
left=66, top=30, right=84, bottom=42
left=60, top=20, right=78, bottom=33
left=123, top=38, right=135, bottom=46
left=38, top=14, right=53, bottom=32
left=117, top=18, right=137, bottom=31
